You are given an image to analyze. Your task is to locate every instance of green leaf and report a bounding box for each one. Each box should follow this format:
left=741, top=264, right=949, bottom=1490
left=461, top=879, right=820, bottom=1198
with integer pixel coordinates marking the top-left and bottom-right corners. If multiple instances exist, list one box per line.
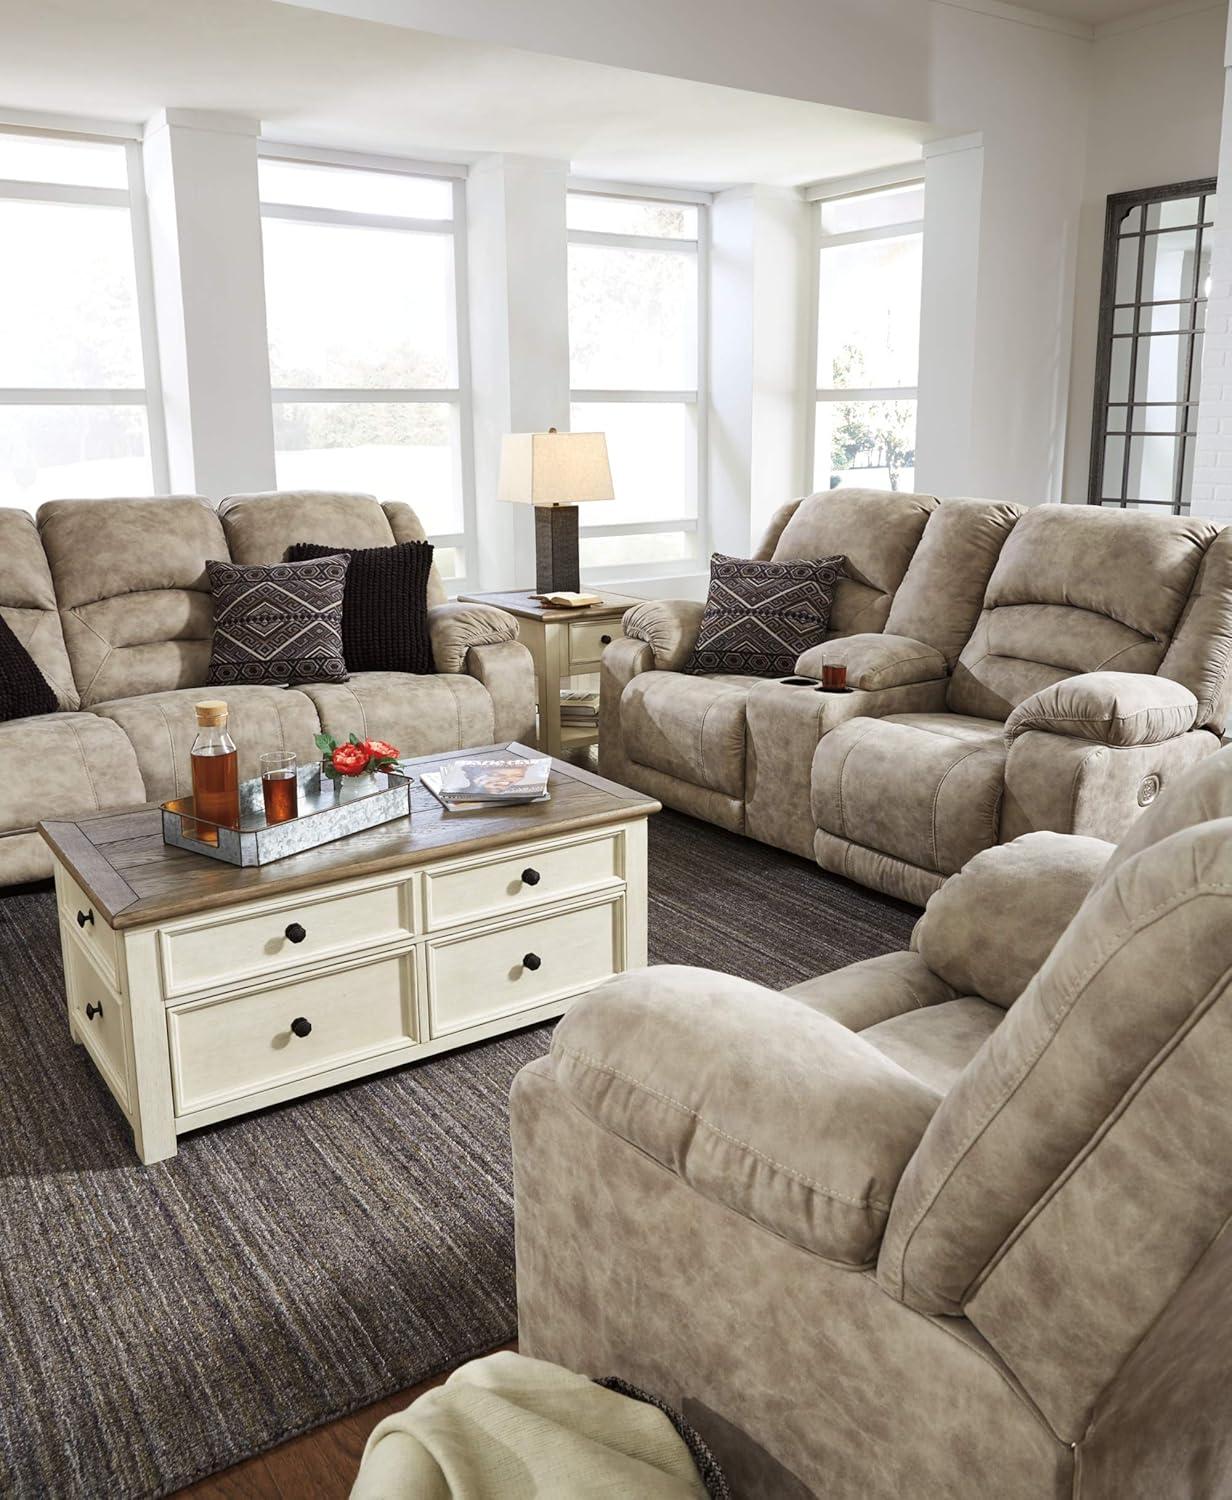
left=313, top=733, right=336, bottom=754
left=348, top=732, right=363, bottom=747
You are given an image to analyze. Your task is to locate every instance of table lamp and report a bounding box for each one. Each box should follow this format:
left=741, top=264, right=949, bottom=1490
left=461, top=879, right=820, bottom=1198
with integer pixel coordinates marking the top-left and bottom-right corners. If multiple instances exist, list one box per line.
left=498, top=428, right=614, bottom=593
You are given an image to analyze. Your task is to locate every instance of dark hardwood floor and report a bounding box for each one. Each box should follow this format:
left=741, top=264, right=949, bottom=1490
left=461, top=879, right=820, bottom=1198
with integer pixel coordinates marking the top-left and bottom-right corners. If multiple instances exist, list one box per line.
left=176, top=1342, right=516, bottom=1499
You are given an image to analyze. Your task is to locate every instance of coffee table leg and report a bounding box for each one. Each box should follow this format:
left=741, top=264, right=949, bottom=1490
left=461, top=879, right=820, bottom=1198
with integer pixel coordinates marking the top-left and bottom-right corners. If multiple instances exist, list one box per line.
left=123, top=931, right=178, bottom=1165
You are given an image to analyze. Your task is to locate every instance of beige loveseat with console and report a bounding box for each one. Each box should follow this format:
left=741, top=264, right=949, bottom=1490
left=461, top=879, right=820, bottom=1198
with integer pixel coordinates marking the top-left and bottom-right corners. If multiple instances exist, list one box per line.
left=0, top=490, right=536, bottom=886
left=600, top=490, right=1232, bottom=901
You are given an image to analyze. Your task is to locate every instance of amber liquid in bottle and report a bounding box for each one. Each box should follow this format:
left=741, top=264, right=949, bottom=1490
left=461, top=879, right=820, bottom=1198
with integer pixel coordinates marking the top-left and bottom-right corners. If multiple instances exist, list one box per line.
left=189, top=702, right=240, bottom=846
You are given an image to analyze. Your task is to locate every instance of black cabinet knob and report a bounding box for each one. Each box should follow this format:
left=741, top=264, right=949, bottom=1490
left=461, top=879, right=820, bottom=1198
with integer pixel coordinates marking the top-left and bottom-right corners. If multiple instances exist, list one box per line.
left=290, top=1017, right=312, bottom=1038
left=85, top=1001, right=103, bottom=1021
left=285, top=922, right=307, bottom=944
left=521, top=867, right=541, bottom=886
left=77, top=908, right=94, bottom=929
left=600, top=634, right=612, bottom=645
left=522, top=952, right=542, bottom=971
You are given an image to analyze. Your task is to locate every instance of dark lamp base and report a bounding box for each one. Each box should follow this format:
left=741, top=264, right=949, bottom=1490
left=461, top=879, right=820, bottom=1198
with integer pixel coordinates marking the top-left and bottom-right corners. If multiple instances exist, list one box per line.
left=534, top=505, right=580, bottom=593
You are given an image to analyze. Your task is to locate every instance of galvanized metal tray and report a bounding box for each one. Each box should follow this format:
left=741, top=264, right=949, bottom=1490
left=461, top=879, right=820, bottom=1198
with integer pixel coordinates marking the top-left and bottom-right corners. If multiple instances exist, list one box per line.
left=161, top=762, right=413, bottom=867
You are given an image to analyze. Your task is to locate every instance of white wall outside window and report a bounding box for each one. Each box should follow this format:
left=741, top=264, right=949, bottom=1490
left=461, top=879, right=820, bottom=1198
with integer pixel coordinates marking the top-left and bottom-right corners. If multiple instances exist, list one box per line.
left=567, top=186, right=708, bottom=577
left=0, top=127, right=166, bottom=511
left=808, top=180, right=923, bottom=496
left=258, top=148, right=476, bottom=583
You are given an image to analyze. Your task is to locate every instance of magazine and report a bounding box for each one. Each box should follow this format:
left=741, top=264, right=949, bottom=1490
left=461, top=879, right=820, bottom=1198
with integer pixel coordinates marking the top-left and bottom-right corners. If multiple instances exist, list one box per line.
left=421, top=771, right=551, bottom=813
left=437, top=755, right=552, bottom=803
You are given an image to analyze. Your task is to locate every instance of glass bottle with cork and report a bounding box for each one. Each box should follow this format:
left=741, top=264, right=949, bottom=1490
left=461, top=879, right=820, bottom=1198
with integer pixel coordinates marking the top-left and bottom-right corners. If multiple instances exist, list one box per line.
left=189, top=700, right=239, bottom=845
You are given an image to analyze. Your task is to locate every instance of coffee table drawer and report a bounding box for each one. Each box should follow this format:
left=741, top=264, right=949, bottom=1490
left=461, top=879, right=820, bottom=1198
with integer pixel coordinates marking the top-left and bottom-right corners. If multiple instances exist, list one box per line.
left=423, top=832, right=622, bottom=931
left=159, top=879, right=412, bottom=998
left=568, top=619, right=624, bottom=672
left=426, top=896, right=622, bottom=1037
left=66, top=938, right=131, bottom=1113
left=58, top=867, right=119, bottom=986
left=168, top=955, right=416, bottom=1114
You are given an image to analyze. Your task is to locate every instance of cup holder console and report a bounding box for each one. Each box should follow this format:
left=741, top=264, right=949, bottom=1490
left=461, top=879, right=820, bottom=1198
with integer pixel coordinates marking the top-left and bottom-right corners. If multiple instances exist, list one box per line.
left=779, top=676, right=818, bottom=686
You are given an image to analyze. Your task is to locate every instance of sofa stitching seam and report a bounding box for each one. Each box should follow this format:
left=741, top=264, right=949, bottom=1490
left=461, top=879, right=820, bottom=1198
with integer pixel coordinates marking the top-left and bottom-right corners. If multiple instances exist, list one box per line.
left=927, top=746, right=988, bottom=873
left=833, top=717, right=881, bottom=841
left=64, top=718, right=103, bottom=811
left=152, top=702, right=180, bottom=797
left=441, top=674, right=464, bottom=747
left=67, top=607, right=115, bottom=704
left=555, top=1043, right=893, bottom=1213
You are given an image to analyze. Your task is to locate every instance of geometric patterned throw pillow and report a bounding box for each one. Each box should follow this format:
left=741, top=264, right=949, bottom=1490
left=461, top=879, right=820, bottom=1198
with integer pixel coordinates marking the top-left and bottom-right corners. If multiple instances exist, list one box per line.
left=686, top=552, right=845, bottom=678
left=205, top=556, right=350, bottom=687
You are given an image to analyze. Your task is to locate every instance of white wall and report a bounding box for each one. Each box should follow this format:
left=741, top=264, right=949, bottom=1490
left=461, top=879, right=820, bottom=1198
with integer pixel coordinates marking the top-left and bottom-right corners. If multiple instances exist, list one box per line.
left=1064, top=3, right=1227, bottom=507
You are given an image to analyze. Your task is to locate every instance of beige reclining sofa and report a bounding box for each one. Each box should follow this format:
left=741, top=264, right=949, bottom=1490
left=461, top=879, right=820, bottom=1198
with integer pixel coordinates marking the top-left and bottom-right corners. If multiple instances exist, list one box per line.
left=600, top=490, right=1232, bottom=900
left=0, top=490, right=535, bottom=886
left=511, top=745, right=1232, bottom=1499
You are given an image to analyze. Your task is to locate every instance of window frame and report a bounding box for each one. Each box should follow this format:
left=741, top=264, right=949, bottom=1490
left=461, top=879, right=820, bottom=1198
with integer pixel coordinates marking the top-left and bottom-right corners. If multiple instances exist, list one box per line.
left=258, top=144, right=477, bottom=588
left=806, top=179, right=924, bottom=497
left=0, top=123, right=169, bottom=501
left=1087, top=177, right=1216, bottom=515
left=566, top=181, right=710, bottom=580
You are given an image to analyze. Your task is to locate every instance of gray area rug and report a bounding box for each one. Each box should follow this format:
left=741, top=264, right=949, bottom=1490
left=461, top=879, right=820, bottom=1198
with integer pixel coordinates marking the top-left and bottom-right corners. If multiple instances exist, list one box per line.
left=0, top=810, right=916, bottom=1498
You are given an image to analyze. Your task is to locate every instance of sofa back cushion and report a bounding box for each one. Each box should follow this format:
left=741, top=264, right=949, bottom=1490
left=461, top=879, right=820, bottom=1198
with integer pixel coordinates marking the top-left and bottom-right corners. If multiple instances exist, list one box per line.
left=38, top=496, right=226, bottom=707
left=885, top=498, right=1022, bottom=666
left=757, top=488, right=938, bottom=639
left=947, top=505, right=1218, bottom=721
left=220, top=491, right=447, bottom=607
left=1156, top=523, right=1232, bottom=730
left=0, top=508, right=79, bottom=710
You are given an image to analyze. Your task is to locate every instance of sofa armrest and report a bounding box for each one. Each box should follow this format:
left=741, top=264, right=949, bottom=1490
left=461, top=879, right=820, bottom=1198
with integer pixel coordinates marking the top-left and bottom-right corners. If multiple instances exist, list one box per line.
left=1005, top=671, right=1199, bottom=747
left=428, top=601, right=519, bottom=674
left=552, top=965, right=940, bottom=1267
left=465, top=639, right=537, bottom=744
left=621, top=599, right=705, bottom=671
left=795, top=633, right=948, bottom=691
left=914, top=832, right=1113, bottom=1007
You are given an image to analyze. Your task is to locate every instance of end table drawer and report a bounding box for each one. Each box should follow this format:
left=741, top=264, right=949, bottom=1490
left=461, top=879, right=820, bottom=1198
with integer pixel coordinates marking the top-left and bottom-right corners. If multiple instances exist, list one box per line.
left=168, top=955, right=416, bottom=1114
left=66, top=939, right=131, bottom=1113
left=426, top=896, right=622, bottom=1037
left=159, top=880, right=412, bottom=998
left=568, top=619, right=624, bottom=672
left=58, top=868, right=119, bottom=986
left=423, top=832, right=622, bottom=931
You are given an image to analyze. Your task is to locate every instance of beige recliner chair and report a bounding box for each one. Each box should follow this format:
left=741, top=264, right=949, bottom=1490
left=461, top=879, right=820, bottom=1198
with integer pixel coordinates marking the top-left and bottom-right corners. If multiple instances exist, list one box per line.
left=510, top=747, right=1232, bottom=1498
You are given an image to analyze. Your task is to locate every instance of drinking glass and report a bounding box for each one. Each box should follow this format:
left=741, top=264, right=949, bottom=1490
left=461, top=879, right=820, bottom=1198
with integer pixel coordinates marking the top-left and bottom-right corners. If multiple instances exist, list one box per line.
left=821, top=659, right=848, bottom=690
left=261, top=751, right=299, bottom=824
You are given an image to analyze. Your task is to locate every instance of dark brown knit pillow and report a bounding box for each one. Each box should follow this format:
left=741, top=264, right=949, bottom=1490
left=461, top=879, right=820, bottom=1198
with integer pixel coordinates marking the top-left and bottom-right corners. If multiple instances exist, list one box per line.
left=0, top=613, right=59, bottom=721
left=687, top=552, right=845, bottom=677
left=286, top=540, right=435, bottom=676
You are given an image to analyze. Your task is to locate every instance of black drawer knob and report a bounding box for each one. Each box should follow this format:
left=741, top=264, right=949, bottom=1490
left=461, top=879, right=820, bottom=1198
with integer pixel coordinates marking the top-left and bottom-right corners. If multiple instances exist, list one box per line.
left=522, top=952, right=542, bottom=971
left=285, top=922, right=307, bottom=944
left=600, top=633, right=612, bottom=645
left=77, top=908, right=94, bottom=929
left=521, top=867, right=541, bottom=886
left=290, top=1017, right=312, bottom=1038
left=85, top=1000, right=103, bottom=1021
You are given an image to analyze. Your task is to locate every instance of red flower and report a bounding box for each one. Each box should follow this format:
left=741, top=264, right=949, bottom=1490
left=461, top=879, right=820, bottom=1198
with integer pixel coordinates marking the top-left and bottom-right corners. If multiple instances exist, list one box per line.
left=362, top=739, right=399, bottom=762
left=331, top=742, right=370, bottom=776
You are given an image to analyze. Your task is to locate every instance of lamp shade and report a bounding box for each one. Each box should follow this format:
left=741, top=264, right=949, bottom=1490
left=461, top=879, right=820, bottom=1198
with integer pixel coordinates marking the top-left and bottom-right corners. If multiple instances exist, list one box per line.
left=497, top=429, right=614, bottom=507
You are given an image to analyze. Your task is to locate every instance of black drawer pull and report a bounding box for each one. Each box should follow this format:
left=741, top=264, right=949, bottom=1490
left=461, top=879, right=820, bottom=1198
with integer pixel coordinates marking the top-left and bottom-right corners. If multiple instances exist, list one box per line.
left=77, top=908, right=94, bottom=929
left=521, top=867, right=541, bottom=887
left=285, top=922, right=307, bottom=944
left=600, top=634, right=612, bottom=645
left=290, top=1017, right=312, bottom=1038
left=522, top=952, right=542, bottom=972
left=85, top=1000, right=103, bottom=1021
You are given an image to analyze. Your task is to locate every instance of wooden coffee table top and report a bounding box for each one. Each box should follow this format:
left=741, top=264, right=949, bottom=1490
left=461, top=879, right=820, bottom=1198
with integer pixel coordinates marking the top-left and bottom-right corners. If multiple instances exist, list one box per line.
left=40, top=743, right=659, bottom=931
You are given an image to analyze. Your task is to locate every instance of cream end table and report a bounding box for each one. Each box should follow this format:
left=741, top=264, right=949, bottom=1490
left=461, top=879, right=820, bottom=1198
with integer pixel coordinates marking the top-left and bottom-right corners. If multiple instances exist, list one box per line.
left=458, top=591, right=641, bottom=757
left=40, top=744, right=658, bottom=1165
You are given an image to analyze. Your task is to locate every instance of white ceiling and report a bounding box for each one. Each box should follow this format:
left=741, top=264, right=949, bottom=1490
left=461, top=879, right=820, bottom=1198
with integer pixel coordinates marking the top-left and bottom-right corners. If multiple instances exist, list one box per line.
left=0, top=0, right=934, bottom=189
left=999, top=0, right=1184, bottom=24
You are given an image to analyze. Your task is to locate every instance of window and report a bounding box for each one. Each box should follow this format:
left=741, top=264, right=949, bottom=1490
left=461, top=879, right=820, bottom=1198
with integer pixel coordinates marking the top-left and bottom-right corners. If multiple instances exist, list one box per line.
left=567, top=189, right=707, bottom=575
left=259, top=154, right=474, bottom=581
left=809, top=181, right=923, bottom=495
left=0, top=130, right=164, bottom=511
left=1088, top=179, right=1214, bottom=514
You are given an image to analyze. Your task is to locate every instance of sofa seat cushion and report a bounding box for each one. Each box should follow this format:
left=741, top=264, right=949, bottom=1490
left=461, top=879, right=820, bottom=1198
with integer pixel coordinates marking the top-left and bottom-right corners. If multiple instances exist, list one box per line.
left=859, top=998, right=1003, bottom=1095
left=91, top=686, right=323, bottom=803
left=621, top=672, right=760, bottom=798
left=299, top=673, right=495, bottom=758
left=0, top=712, right=145, bottom=837
left=784, top=950, right=958, bottom=1033
left=813, top=712, right=1007, bottom=878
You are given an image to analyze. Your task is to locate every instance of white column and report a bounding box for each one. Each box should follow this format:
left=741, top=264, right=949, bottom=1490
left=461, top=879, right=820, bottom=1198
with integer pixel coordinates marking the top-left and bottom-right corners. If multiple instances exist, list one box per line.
left=709, top=185, right=811, bottom=555
left=915, top=134, right=983, bottom=497
left=1190, top=64, right=1232, bottom=523
left=143, top=109, right=275, bottom=498
left=466, top=154, right=570, bottom=590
